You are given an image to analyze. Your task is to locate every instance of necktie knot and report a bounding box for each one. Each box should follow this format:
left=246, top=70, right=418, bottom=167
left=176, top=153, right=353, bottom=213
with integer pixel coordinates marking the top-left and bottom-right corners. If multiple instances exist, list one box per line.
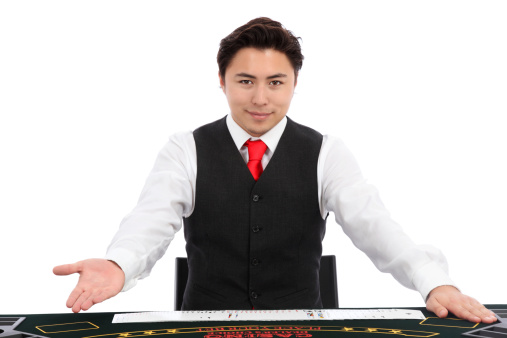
left=245, top=139, right=267, bottom=181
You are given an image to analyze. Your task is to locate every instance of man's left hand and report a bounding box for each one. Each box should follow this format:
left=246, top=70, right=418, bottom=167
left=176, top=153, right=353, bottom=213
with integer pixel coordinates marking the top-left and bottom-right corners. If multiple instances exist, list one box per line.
left=426, top=285, right=497, bottom=323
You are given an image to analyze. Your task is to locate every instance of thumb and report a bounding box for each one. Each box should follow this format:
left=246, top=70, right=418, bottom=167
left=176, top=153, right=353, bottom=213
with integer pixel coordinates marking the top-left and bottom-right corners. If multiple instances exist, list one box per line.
left=53, top=262, right=80, bottom=276
left=427, top=298, right=449, bottom=318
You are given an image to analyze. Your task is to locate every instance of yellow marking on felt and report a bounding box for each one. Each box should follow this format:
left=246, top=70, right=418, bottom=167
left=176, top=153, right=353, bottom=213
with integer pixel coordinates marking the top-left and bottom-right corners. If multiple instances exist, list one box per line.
left=420, top=316, right=479, bottom=329
left=82, top=325, right=439, bottom=337
left=36, top=321, right=99, bottom=334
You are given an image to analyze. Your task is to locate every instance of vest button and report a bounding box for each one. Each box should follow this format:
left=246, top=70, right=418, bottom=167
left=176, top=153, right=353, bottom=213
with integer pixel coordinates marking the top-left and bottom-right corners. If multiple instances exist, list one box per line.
left=252, top=226, right=260, bottom=233
left=252, top=195, right=260, bottom=202
left=251, top=291, right=258, bottom=299
left=251, top=258, right=259, bottom=266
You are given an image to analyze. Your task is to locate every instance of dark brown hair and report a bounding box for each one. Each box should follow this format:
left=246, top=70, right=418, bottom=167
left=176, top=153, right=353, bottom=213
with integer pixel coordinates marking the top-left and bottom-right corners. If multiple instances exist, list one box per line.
left=217, top=17, right=303, bottom=82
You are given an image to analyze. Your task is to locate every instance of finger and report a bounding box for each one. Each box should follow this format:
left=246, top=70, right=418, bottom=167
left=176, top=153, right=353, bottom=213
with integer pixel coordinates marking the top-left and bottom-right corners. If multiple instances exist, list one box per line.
left=72, top=290, right=92, bottom=313
left=479, top=308, right=498, bottom=323
left=80, top=296, right=94, bottom=311
left=53, top=262, right=81, bottom=276
left=479, top=312, right=498, bottom=324
left=434, top=306, right=449, bottom=319
left=463, top=300, right=497, bottom=323
left=426, top=298, right=449, bottom=318
left=66, top=286, right=84, bottom=309
left=81, top=290, right=107, bottom=311
left=446, top=298, right=483, bottom=323
left=448, top=297, right=495, bottom=323
left=474, top=303, right=497, bottom=322
left=454, top=307, right=481, bottom=323
left=91, top=290, right=111, bottom=305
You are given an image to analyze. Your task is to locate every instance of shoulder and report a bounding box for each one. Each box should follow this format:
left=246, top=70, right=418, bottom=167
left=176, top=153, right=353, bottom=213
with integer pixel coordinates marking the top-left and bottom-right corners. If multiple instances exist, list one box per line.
left=320, top=134, right=358, bottom=162
left=321, top=134, right=348, bottom=153
left=286, top=117, right=323, bottom=140
left=319, top=134, right=363, bottom=182
left=193, top=116, right=227, bottom=137
left=164, top=130, right=195, bottom=152
left=152, top=130, right=196, bottom=168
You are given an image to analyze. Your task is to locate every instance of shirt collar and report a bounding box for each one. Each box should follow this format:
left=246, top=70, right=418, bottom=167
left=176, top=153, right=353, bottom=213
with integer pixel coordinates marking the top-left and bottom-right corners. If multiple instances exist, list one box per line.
left=226, top=114, right=287, bottom=152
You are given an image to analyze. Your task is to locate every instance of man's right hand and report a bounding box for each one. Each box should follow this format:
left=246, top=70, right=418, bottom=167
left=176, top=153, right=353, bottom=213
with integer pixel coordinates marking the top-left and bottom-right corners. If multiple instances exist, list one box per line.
left=53, top=258, right=125, bottom=313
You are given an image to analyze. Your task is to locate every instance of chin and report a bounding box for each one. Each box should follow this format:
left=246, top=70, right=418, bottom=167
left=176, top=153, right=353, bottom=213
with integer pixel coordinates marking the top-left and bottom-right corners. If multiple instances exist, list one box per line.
left=247, top=127, right=271, bottom=137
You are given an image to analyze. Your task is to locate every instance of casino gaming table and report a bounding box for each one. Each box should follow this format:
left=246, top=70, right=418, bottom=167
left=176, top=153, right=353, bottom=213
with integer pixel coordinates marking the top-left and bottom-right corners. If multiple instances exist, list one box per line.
left=2, top=305, right=506, bottom=338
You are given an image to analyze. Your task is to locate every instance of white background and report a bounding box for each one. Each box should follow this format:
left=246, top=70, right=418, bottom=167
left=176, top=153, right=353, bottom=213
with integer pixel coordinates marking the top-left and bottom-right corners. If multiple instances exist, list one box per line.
left=1, top=1, right=506, bottom=314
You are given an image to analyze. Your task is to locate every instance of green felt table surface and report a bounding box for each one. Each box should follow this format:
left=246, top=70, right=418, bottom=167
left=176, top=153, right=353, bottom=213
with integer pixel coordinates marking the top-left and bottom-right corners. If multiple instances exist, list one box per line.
left=1, top=305, right=506, bottom=338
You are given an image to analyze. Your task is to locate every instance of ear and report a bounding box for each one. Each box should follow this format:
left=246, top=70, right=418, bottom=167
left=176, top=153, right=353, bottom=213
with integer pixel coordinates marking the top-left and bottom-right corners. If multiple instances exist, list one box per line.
left=218, top=71, right=225, bottom=93
left=294, top=72, right=298, bottom=88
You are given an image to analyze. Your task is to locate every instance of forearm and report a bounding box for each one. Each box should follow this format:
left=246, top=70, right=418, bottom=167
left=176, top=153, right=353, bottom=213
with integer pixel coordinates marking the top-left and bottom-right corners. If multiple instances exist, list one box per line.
left=321, top=136, right=455, bottom=300
left=105, top=209, right=182, bottom=291
left=105, top=132, right=195, bottom=291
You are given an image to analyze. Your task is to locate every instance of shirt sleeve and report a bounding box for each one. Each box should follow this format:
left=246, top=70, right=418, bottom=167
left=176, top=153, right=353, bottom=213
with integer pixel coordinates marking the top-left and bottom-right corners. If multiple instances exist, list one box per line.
left=319, top=135, right=456, bottom=301
left=105, top=131, right=196, bottom=291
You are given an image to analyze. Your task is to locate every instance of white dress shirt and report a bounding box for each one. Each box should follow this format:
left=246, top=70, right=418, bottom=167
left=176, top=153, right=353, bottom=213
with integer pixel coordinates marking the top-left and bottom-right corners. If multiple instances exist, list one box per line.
left=105, top=115, right=455, bottom=301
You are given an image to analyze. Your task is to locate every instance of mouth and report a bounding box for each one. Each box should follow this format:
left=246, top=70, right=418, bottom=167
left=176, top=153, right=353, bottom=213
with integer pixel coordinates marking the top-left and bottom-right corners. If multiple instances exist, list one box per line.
left=247, top=110, right=271, bottom=120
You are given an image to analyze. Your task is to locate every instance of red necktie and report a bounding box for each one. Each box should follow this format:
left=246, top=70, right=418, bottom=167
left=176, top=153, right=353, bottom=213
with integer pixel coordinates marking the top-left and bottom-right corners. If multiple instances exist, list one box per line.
left=245, top=139, right=267, bottom=181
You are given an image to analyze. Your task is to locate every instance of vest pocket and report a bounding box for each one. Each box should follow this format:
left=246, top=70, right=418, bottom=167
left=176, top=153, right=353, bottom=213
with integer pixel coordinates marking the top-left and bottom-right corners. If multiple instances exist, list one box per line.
left=191, top=283, right=227, bottom=301
left=274, top=288, right=309, bottom=304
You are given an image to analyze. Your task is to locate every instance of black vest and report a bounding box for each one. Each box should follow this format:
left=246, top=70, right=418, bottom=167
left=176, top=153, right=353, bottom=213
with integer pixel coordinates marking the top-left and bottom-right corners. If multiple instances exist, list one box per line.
left=182, top=117, right=327, bottom=310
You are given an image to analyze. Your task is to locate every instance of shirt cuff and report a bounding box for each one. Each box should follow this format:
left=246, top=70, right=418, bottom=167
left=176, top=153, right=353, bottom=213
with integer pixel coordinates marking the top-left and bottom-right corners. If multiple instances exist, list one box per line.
left=412, top=261, right=457, bottom=302
left=105, top=247, right=141, bottom=292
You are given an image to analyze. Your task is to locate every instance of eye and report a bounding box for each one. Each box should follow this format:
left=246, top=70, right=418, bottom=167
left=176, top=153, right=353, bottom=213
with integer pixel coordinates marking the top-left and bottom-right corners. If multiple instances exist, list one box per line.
left=240, top=80, right=253, bottom=84
left=270, top=80, right=282, bottom=86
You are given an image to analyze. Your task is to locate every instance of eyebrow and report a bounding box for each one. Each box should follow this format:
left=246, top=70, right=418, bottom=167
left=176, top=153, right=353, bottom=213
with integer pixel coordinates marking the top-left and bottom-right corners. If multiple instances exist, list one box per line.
left=235, top=72, right=288, bottom=80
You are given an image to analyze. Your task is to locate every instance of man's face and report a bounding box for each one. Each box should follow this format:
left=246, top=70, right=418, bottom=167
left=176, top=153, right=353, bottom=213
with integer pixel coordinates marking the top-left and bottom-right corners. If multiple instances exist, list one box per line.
left=219, top=47, right=297, bottom=137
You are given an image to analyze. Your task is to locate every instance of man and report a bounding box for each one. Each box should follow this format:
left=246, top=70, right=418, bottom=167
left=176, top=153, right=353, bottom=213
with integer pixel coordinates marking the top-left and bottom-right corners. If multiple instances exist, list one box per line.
left=54, top=17, right=496, bottom=323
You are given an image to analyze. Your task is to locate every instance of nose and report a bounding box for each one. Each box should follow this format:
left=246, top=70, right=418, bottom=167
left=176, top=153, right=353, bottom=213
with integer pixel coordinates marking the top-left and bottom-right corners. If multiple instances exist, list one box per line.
left=251, top=85, right=268, bottom=106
